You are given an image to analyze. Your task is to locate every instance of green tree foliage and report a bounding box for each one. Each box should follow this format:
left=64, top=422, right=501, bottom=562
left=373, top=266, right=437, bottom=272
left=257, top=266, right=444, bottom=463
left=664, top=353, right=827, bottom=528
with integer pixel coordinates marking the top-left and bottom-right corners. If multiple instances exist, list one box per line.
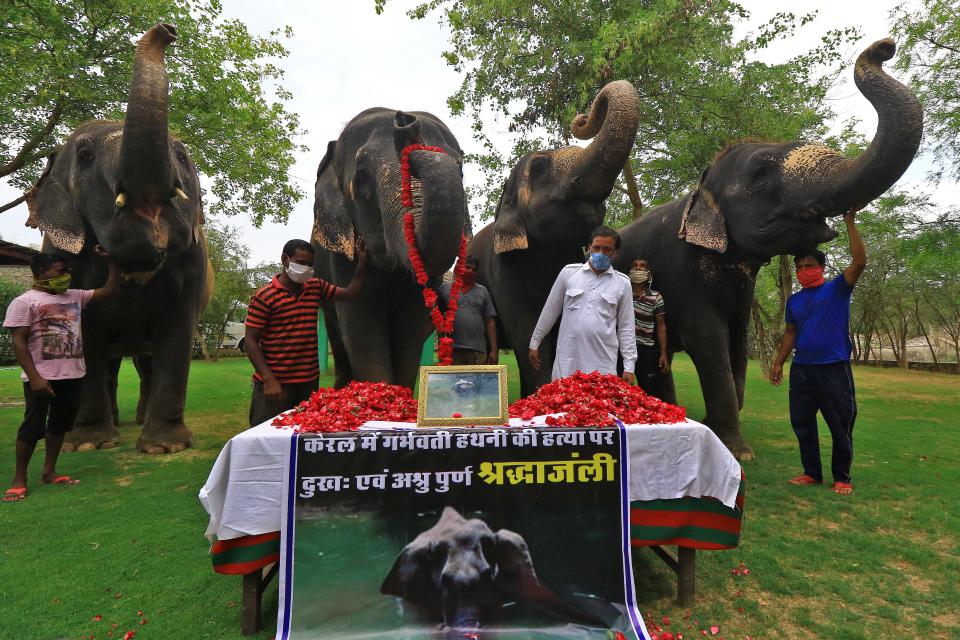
left=892, top=0, right=960, bottom=182
left=0, top=0, right=305, bottom=224
left=0, top=277, right=29, bottom=363
left=380, top=0, right=858, bottom=223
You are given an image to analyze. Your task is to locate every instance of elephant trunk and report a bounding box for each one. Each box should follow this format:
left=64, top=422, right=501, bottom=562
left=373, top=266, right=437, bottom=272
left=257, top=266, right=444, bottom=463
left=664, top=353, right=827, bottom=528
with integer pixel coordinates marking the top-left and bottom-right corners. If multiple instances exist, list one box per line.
left=793, top=39, right=923, bottom=215
left=118, top=24, right=177, bottom=211
left=568, top=80, right=641, bottom=200
left=407, top=150, right=467, bottom=275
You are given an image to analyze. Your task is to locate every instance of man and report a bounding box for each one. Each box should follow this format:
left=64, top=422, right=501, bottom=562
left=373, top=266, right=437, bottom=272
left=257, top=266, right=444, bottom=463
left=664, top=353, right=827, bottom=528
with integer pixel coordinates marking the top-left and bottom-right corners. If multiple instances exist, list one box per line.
left=771, top=211, right=866, bottom=496
left=438, top=256, right=498, bottom=365
left=630, top=258, right=670, bottom=399
left=3, top=250, right=120, bottom=502
left=245, top=239, right=367, bottom=426
left=528, top=226, right=637, bottom=384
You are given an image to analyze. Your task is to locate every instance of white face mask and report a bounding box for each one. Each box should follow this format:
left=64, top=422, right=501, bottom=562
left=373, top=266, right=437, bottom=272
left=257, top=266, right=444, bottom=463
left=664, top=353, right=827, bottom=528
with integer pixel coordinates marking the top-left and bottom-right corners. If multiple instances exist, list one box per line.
left=285, top=262, right=314, bottom=283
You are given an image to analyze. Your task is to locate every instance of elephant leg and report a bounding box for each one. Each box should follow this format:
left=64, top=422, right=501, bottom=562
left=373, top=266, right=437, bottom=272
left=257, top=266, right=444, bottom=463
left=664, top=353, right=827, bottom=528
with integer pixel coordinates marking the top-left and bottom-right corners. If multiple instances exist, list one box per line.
left=107, top=356, right=122, bottom=426
left=132, top=355, right=152, bottom=425
left=686, top=329, right=754, bottom=461
left=321, top=303, right=353, bottom=389
left=337, top=301, right=395, bottom=384
left=137, top=332, right=193, bottom=454
left=729, top=318, right=749, bottom=411
left=658, top=353, right=678, bottom=405
left=64, top=349, right=119, bottom=451
left=389, top=303, right=433, bottom=390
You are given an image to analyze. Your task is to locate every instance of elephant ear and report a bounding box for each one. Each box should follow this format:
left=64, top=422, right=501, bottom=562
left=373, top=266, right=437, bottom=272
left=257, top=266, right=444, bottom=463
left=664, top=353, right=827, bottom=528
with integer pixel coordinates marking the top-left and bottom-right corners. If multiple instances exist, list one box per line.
left=678, top=170, right=727, bottom=253
left=493, top=180, right=528, bottom=254
left=312, top=140, right=356, bottom=260
left=26, top=152, right=86, bottom=254
left=493, top=528, right=539, bottom=595
left=380, top=540, right=437, bottom=607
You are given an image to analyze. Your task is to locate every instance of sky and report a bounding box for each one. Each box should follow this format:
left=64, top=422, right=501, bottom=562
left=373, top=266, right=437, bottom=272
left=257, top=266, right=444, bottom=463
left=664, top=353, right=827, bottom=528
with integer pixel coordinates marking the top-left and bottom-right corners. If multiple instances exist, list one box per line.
left=0, top=0, right=950, bottom=264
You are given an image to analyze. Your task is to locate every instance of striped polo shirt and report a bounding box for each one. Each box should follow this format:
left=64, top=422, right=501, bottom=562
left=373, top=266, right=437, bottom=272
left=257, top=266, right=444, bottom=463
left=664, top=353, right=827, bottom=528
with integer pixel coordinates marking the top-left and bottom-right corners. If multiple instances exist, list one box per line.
left=633, top=287, right=665, bottom=347
left=245, top=275, right=338, bottom=383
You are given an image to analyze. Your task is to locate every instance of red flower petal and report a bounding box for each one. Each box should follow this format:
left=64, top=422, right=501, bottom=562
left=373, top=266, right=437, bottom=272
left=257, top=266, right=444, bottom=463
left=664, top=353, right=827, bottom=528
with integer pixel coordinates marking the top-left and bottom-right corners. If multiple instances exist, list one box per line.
left=710, top=626, right=720, bottom=635
left=452, top=412, right=463, bottom=418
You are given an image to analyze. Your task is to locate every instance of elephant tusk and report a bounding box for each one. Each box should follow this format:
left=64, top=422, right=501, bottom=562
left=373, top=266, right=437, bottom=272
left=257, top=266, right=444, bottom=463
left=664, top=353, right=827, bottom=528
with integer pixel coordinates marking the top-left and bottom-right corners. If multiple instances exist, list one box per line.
left=174, top=187, right=188, bottom=200
left=115, top=192, right=127, bottom=208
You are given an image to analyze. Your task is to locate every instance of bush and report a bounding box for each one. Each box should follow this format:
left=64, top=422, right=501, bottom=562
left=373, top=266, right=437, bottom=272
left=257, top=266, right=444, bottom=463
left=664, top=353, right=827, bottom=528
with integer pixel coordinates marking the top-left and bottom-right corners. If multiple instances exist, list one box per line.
left=0, top=278, right=29, bottom=364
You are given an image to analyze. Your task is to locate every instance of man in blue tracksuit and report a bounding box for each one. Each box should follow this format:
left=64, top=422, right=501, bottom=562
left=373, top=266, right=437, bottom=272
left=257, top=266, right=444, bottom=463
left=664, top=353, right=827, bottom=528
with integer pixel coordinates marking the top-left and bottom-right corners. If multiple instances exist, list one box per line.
left=771, top=211, right=866, bottom=495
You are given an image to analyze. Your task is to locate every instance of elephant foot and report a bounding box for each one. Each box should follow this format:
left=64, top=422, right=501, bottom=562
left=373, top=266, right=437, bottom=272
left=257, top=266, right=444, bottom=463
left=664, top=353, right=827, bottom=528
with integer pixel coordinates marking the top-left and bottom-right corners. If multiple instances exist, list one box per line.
left=136, top=424, right=193, bottom=455
left=135, top=405, right=147, bottom=425
left=62, top=426, right=120, bottom=452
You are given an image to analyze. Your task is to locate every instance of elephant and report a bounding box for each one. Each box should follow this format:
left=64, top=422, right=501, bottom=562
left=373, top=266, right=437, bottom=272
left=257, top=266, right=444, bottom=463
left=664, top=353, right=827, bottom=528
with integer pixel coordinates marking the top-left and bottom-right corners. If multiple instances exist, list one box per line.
left=468, top=80, right=641, bottom=397
left=381, top=507, right=542, bottom=632
left=25, top=24, right=212, bottom=453
left=312, top=108, right=469, bottom=389
left=612, top=39, right=922, bottom=460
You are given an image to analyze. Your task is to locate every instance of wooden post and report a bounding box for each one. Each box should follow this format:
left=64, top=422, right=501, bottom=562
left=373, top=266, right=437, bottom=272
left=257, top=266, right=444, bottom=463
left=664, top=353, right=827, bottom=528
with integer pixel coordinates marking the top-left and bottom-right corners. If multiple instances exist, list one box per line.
left=677, top=546, right=696, bottom=607
left=241, top=571, right=262, bottom=635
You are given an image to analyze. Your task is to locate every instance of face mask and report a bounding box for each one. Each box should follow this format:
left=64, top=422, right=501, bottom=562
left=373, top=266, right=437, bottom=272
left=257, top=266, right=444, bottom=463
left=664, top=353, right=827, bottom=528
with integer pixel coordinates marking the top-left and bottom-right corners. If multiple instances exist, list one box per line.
left=35, top=274, right=71, bottom=294
left=589, top=252, right=612, bottom=271
left=285, top=262, right=314, bottom=283
left=460, top=270, right=477, bottom=287
left=629, top=269, right=649, bottom=284
left=797, top=266, right=825, bottom=289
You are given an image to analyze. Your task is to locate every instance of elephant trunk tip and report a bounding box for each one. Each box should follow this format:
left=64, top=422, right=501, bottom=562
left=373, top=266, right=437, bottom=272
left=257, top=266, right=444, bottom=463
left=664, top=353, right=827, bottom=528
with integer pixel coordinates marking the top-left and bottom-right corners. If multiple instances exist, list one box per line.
left=136, top=23, right=178, bottom=62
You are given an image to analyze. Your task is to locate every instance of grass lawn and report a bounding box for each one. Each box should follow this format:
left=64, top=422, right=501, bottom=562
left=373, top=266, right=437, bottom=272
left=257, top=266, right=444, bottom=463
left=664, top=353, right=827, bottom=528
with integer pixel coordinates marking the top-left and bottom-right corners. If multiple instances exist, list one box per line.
left=0, top=353, right=958, bottom=639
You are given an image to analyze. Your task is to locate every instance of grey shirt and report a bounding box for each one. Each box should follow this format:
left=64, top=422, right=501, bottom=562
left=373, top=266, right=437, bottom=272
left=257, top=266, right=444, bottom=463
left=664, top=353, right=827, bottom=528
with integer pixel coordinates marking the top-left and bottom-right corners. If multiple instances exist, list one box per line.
left=438, top=282, right=497, bottom=353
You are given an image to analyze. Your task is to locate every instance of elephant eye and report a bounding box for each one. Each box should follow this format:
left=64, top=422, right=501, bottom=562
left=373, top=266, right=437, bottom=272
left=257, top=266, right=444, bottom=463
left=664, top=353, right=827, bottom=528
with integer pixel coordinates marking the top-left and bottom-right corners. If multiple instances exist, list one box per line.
left=751, top=163, right=776, bottom=186
left=76, top=146, right=95, bottom=167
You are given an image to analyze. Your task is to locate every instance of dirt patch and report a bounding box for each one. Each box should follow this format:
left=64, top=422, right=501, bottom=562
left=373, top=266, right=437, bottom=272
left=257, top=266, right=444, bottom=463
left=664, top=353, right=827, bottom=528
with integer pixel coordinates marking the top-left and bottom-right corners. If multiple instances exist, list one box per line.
left=887, top=559, right=934, bottom=594
left=114, top=476, right=134, bottom=487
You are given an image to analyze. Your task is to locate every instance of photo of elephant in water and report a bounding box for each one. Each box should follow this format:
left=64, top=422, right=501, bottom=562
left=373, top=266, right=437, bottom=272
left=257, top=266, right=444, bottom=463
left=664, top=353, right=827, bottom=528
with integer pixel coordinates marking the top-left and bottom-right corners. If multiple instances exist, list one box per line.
left=613, top=39, right=922, bottom=460
left=468, top=80, right=641, bottom=397
left=25, top=24, right=212, bottom=454
left=312, top=108, right=469, bottom=389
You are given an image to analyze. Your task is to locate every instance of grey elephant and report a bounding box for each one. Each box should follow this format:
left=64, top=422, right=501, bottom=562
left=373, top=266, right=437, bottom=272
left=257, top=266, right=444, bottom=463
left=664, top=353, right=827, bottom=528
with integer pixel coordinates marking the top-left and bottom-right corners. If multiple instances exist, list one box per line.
left=381, top=507, right=541, bottom=632
left=612, top=39, right=922, bottom=459
left=312, top=109, right=468, bottom=388
left=468, top=80, right=641, bottom=397
left=25, top=24, right=212, bottom=453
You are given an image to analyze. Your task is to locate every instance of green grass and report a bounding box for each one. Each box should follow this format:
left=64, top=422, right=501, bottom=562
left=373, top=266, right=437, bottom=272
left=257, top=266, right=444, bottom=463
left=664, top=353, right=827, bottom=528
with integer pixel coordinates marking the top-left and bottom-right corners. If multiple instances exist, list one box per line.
left=0, top=354, right=958, bottom=639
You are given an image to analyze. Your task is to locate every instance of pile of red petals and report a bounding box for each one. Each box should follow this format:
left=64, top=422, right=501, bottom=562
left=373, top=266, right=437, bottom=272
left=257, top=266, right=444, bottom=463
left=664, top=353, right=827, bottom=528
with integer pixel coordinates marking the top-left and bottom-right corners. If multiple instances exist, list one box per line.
left=272, top=381, right=418, bottom=433
left=509, top=371, right=686, bottom=427
left=731, top=562, right=751, bottom=576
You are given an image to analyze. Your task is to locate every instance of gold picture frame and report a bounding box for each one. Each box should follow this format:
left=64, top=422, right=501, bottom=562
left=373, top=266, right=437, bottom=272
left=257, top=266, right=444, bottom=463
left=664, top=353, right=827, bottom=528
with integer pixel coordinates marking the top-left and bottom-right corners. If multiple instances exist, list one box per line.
left=417, top=364, right=509, bottom=426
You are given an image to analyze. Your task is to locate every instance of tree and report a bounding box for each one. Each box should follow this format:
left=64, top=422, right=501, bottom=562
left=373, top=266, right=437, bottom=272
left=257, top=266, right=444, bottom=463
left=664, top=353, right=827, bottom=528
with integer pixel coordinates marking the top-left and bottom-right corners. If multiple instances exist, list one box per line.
left=379, top=0, right=859, bottom=223
left=0, top=0, right=305, bottom=224
left=892, top=0, right=960, bottom=182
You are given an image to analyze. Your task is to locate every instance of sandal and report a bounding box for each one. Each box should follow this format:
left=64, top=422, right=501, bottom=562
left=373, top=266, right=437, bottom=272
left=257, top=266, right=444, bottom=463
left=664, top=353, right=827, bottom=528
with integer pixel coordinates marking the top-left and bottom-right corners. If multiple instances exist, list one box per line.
left=45, top=475, right=80, bottom=485
left=3, top=486, right=27, bottom=502
left=832, top=482, right=854, bottom=495
left=788, top=474, right=822, bottom=485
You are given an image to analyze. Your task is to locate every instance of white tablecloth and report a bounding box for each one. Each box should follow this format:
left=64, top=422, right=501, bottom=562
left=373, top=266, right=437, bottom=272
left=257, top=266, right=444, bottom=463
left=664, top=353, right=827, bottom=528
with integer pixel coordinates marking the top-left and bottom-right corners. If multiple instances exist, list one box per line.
left=198, top=419, right=742, bottom=542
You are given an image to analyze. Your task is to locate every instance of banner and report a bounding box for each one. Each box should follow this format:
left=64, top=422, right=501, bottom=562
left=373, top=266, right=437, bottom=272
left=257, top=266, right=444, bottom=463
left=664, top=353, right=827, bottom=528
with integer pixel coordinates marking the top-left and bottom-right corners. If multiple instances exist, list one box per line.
left=277, top=426, right=651, bottom=640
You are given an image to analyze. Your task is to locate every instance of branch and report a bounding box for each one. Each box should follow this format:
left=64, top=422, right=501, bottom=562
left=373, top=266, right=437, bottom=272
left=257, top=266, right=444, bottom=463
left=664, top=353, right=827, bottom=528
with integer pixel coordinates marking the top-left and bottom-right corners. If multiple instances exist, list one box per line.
left=924, top=35, right=960, bottom=55
left=0, top=192, right=28, bottom=214
left=0, top=100, right=64, bottom=178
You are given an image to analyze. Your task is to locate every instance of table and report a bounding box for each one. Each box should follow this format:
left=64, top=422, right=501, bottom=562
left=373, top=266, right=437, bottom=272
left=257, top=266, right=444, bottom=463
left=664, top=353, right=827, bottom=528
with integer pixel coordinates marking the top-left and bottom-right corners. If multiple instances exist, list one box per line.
left=200, top=419, right=744, bottom=635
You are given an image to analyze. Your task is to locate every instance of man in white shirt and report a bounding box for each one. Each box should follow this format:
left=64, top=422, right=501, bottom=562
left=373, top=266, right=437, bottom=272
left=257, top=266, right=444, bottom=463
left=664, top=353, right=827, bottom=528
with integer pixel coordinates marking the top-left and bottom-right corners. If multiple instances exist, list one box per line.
left=528, top=226, right=637, bottom=384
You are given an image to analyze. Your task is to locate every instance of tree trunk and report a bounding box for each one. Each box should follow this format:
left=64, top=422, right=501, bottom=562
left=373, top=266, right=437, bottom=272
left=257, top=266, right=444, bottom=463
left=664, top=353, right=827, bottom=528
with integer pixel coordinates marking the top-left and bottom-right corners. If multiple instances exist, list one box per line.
left=751, top=298, right=771, bottom=374
left=914, top=298, right=938, bottom=364
left=621, top=159, right=644, bottom=219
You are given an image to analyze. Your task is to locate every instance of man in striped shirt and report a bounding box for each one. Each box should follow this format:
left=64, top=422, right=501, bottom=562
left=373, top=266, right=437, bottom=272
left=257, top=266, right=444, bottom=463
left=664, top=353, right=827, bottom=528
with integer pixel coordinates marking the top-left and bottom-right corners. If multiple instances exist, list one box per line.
left=244, top=239, right=367, bottom=426
left=630, top=259, right=670, bottom=400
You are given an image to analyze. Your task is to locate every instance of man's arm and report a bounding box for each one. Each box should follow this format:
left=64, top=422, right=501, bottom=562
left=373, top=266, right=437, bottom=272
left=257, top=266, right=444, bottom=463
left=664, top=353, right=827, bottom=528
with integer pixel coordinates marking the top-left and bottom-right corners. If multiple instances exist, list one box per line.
left=655, top=314, right=669, bottom=371
left=528, top=270, right=567, bottom=370
left=484, top=317, right=498, bottom=364
left=332, top=241, right=368, bottom=302
left=843, top=211, right=867, bottom=287
left=617, top=283, right=637, bottom=384
left=89, top=257, right=121, bottom=304
left=244, top=324, right=284, bottom=403
left=770, top=323, right=797, bottom=387
left=11, top=326, right=53, bottom=395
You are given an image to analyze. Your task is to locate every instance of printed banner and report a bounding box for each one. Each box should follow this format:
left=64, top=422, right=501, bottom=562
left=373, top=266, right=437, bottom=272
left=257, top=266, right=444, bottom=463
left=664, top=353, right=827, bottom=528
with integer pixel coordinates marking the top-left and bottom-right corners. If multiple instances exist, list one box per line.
left=277, top=426, right=651, bottom=640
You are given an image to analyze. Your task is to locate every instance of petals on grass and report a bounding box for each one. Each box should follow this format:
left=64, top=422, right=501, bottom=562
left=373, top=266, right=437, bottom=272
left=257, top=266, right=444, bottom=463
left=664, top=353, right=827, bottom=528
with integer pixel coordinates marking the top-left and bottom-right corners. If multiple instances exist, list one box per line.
left=710, top=626, right=720, bottom=635
left=662, top=616, right=670, bottom=626
left=94, top=615, right=103, bottom=622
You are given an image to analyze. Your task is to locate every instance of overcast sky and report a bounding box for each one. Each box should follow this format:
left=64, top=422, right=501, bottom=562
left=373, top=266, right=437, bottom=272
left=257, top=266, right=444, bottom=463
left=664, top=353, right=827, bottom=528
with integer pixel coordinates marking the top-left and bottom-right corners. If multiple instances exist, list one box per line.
left=0, top=0, right=949, bottom=264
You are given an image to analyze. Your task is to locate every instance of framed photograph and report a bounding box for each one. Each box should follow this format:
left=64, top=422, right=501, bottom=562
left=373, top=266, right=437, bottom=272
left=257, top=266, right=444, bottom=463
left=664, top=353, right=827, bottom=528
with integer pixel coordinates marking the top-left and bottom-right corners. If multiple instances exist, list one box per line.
left=417, top=364, right=508, bottom=426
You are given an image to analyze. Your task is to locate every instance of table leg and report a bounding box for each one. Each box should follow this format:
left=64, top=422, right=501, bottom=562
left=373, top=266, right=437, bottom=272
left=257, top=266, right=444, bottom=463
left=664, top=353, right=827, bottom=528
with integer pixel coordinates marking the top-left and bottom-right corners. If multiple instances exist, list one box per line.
left=241, top=563, right=279, bottom=636
left=677, top=546, right=696, bottom=607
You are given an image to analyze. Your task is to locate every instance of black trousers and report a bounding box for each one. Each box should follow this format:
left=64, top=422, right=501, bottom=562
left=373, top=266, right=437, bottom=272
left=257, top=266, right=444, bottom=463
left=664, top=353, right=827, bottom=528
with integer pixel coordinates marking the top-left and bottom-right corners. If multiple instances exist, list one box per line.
left=249, top=378, right=318, bottom=427
left=636, top=343, right=669, bottom=401
left=17, top=378, right=84, bottom=444
left=788, top=361, right=857, bottom=483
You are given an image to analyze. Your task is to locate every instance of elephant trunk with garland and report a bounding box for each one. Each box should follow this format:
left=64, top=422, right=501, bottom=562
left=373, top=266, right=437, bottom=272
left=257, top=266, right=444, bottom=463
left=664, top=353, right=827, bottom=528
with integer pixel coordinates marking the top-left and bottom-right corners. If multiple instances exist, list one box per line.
left=25, top=24, right=212, bottom=453
left=312, top=109, right=469, bottom=389
left=468, top=80, right=642, bottom=397
left=614, top=39, right=922, bottom=459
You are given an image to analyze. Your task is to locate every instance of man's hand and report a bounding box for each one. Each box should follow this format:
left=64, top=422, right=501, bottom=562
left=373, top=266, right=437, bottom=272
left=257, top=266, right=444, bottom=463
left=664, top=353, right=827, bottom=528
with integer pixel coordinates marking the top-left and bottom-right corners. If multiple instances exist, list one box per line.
left=622, top=371, right=636, bottom=385
left=658, top=352, right=670, bottom=372
left=770, top=362, right=784, bottom=387
left=263, top=377, right=285, bottom=404
left=486, top=350, right=499, bottom=365
left=528, top=349, right=541, bottom=370
left=29, top=375, right=54, bottom=396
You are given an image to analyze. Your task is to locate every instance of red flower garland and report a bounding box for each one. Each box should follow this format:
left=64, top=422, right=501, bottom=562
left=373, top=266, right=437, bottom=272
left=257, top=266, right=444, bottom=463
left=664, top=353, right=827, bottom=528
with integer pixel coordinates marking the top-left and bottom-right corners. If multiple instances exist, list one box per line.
left=399, top=143, right=468, bottom=366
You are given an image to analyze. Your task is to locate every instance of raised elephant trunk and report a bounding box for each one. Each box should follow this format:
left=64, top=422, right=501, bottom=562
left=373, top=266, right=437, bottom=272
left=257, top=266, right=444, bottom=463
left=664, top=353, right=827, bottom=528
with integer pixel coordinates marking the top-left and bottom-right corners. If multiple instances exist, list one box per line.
left=789, top=39, right=923, bottom=215
left=568, top=80, right=641, bottom=200
left=119, top=24, right=178, bottom=212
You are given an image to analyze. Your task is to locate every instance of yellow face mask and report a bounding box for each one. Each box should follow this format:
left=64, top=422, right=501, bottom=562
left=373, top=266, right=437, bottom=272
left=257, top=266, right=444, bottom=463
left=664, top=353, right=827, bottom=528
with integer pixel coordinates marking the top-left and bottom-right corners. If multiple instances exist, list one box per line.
left=35, top=273, right=71, bottom=294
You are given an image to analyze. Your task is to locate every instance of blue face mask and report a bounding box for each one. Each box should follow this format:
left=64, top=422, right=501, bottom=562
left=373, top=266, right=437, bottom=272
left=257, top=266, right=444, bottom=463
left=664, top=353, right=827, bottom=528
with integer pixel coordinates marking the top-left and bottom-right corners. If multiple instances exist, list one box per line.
left=589, top=252, right=612, bottom=271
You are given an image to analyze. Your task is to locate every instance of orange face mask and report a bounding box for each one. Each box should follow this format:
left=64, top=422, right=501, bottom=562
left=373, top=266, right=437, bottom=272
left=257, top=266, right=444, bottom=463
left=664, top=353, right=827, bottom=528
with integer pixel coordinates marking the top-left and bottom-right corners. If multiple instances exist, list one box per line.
left=796, top=266, right=825, bottom=288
